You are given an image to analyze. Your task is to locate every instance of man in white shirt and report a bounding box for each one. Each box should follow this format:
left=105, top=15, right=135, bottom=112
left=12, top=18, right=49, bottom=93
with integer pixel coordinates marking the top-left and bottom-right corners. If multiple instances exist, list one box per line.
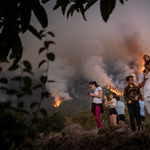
left=138, top=61, right=150, bottom=116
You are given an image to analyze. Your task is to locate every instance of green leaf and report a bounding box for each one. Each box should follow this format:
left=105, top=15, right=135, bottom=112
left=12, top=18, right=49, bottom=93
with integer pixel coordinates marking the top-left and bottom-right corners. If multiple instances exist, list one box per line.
left=79, top=4, right=87, bottom=21
left=67, top=4, right=76, bottom=19
left=47, top=80, right=55, bottom=82
left=11, top=76, right=22, bottom=82
left=11, top=33, right=23, bottom=65
left=100, top=0, right=116, bottom=22
left=38, top=60, right=46, bottom=68
left=40, top=108, right=47, bottom=117
left=22, top=87, right=32, bottom=95
left=20, top=0, right=32, bottom=33
left=0, top=77, right=8, bottom=84
left=53, top=0, right=63, bottom=10
left=23, top=69, right=34, bottom=75
left=31, top=0, right=48, bottom=28
left=85, top=0, right=98, bottom=11
left=0, top=24, right=13, bottom=62
left=30, top=102, right=38, bottom=109
left=47, top=31, right=55, bottom=37
left=40, top=76, right=47, bottom=84
left=47, top=53, right=55, bottom=61
left=39, top=47, right=46, bottom=54
left=6, top=89, right=18, bottom=95
left=39, top=30, right=44, bottom=36
left=23, top=76, right=32, bottom=87
left=41, top=91, right=49, bottom=99
left=8, top=65, right=19, bottom=71
left=18, top=102, right=24, bottom=108
left=41, top=0, right=50, bottom=4
left=44, top=41, right=56, bottom=49
left=23, top=60, right=32, bottom=71
left=0, top=86, right=8, bottom=91
left=61, top=2, right=69, bottom=15
left=28, top=25, right=41, bottom=40
left=32, top=84, right=42, bottom=89
left=119, top=0, right=123, bottom=4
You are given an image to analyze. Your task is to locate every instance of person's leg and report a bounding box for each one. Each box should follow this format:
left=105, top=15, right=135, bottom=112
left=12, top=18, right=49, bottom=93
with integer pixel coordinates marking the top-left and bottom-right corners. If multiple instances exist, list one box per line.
left=112, top=114, right=117, bottom=125
left=127, top=103, right=136, bottom=131
left=134, top=102, right=141, bottom=128
left=117, top=115, right=119, bottom=124
left=94, top=105, right=102, bottom=128
left=118, top=114, right=125, bottom=122
left=144, top=97, right=150, bottom=115
left=110, top=115, right=113, bottom=125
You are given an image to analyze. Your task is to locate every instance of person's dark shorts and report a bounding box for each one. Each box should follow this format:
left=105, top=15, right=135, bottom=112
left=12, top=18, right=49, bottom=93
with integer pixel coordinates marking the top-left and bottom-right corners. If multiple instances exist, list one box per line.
left=141, top=115, right=145, bottom=122
left=109, top=108, right=117, bottom=115
left=117, top=114, right=125, bottom=124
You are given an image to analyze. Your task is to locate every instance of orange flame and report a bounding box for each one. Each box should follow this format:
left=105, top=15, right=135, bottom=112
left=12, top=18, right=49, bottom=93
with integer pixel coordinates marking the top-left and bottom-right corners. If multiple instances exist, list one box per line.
left=53, top=97, right=65, bottom=107
left=142, top=59, right=145, bottom=73
left=106, top=85, right=123, bottom=96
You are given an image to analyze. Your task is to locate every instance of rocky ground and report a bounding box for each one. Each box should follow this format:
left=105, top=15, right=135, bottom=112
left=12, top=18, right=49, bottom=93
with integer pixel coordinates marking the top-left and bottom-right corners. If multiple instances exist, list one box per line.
left=30, top=122, right=150, bottom=150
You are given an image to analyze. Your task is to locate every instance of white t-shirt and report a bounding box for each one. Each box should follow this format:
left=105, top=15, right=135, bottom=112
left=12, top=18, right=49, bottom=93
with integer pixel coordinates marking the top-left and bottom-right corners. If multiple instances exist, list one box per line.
left=93, top=87, right=102, bottom=104
left=109, top=98, right=117, bottom=107
left=139, top=72, right=150, bottom=98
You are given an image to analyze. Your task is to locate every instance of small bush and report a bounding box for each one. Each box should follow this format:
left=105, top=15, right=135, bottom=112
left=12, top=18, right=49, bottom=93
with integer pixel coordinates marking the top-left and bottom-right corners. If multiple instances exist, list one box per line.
left=72, top=109, right=96, bottom=130
left=141, top=118, right=150, bottom=130
left=35, top=112, right=66, bottom=133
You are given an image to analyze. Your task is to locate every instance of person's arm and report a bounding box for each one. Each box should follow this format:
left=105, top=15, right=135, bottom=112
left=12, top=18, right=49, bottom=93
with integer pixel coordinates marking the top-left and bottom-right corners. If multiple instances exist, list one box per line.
left=138, top=79, right=147, bottom=89
left=123, top=87, right=129, bottom=103
left=106, top=100, right=113, bottom=104
left=104, top=96, right=109, bottom=107
left=138, top=74, right=146, bottom=89
left=135, top=87, right=141, bottom=101
left=89, top=89, right=102, bottom=98
left=104, top=101, right=109, bottom=107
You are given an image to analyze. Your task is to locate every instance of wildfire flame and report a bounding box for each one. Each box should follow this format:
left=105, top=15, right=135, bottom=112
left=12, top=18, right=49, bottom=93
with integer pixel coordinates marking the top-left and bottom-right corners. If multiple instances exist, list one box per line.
left=106, top=85, right=123, bottom=96
left=142, top=59, right=145, bottom=72
left=53, top=97, right=66, bottom=107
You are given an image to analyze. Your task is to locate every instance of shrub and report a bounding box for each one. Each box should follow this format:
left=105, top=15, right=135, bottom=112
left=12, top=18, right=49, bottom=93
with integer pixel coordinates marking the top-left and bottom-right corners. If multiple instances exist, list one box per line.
left=35, top=112, right=66, bottom=133
left=72, top=109, right=96, bottom=130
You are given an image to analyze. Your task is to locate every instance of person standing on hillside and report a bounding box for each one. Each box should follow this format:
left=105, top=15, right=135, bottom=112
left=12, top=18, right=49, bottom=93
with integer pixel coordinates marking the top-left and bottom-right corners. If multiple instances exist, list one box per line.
left=104, top=92, right=117, bottom=125
left=138, top=61, right=150, bottom=116
left=124, top=75, right=142, bottom=131
left=89, top=81, right=103, bottom=129
left=115, top=95, right=125, bottom=124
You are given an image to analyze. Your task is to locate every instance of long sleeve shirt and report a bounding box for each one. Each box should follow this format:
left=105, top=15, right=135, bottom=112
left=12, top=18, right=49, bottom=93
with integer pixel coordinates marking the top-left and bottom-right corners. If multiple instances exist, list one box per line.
left=123, top=84, right=141, bottom=102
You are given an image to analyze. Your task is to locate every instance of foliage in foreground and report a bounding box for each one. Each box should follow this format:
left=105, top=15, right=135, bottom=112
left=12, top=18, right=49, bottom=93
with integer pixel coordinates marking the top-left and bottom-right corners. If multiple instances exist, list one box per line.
left=0, top=107, right=65, bottom=150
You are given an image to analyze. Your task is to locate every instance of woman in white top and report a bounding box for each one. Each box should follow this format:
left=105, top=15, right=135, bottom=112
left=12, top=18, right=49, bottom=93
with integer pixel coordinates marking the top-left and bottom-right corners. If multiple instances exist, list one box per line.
left=104, top=92, right=117, bottom=125
left=89, top=81, right=103, bottom=128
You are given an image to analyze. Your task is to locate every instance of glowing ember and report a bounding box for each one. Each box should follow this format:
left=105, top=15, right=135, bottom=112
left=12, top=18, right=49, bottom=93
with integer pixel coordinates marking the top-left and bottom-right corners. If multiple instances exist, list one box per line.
left=106, top=85, right=123, bottom=96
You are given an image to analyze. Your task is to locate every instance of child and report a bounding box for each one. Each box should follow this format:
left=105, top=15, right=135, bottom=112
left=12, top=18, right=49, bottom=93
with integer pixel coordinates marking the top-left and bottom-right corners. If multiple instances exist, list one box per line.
left=124, top=75, right=142, bottom=131
left=138, top=95, right=145, bottom=122
left=115, top=95, right=125, bottom=124
left=143, top=55, right=150, bottom=78
left=104, top=92, right=117, bottom=125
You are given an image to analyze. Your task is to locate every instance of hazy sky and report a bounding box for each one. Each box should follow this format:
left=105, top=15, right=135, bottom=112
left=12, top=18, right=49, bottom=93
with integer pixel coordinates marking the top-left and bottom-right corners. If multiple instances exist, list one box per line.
left=3, top=0, right=150, bottom=101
